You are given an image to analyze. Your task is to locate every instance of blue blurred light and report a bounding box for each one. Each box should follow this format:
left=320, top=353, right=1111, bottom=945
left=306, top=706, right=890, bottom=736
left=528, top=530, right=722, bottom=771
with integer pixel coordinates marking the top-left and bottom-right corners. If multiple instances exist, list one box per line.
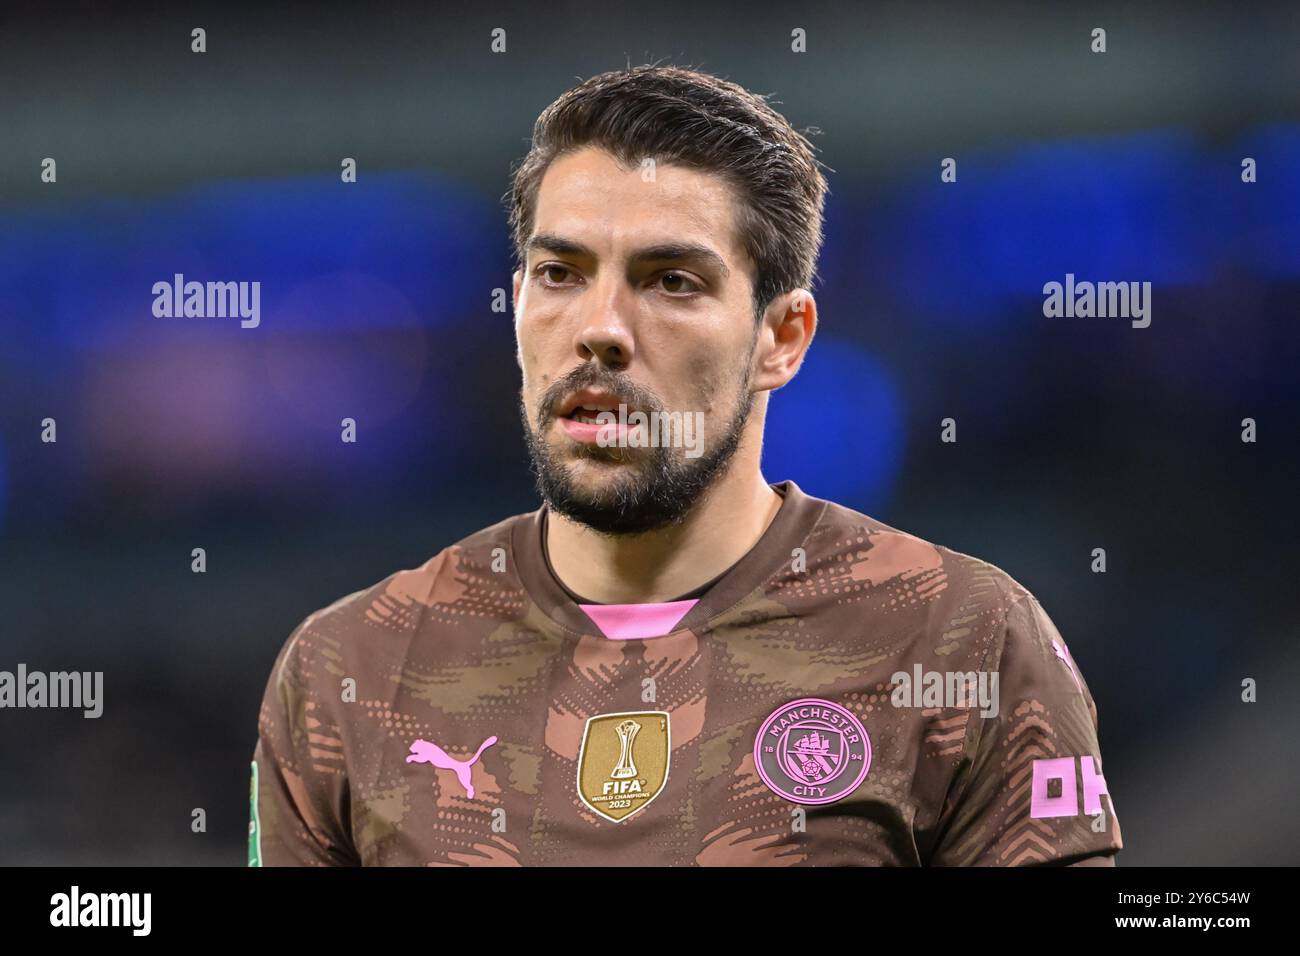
left=1234, top=123, right=1300, bottom=279
left=875, top=129, right=1223, bottom=328
left=763, top=336, right=904, bottom=509
left=0, top=439, right=7, bottom=530
left=0, top=171, right=501, bottom=356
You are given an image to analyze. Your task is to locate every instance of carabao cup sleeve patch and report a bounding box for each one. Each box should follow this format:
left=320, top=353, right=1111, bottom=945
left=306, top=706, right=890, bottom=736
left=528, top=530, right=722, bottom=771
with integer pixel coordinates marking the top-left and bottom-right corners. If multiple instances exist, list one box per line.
left=248, top=760, right=262, bottom=867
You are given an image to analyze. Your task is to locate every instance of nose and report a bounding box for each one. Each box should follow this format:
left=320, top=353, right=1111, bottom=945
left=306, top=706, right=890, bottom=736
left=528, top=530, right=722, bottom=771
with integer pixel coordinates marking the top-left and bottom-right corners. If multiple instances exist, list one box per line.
left=573, top=276, right=635, bottom=367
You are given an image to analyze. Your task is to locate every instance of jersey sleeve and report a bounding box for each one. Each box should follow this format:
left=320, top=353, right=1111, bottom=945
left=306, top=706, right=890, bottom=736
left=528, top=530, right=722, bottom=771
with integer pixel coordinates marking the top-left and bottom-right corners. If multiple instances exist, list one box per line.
left=249, top=618, right=359, bottom=866
left=927, top=588, right=1123, bottom=866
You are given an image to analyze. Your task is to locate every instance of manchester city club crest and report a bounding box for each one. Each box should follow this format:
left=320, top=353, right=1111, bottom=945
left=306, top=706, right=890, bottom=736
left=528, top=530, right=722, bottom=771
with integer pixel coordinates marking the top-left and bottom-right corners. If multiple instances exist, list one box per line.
left=576, top=711, right=670, bottom=823
left=754, top=698, right=871, bottom=805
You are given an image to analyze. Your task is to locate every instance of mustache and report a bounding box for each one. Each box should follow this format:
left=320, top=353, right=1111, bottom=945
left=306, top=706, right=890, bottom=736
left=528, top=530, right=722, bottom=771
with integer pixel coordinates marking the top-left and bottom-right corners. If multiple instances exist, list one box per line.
left=535, top=366, right=665, bottom=428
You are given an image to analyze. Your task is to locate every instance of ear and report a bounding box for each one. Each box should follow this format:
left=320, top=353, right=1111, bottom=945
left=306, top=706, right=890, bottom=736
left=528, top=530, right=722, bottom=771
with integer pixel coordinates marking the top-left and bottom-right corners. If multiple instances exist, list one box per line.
left=751, top=289, right=817, bottom=393
left=511, top=270, right=527, bottom=371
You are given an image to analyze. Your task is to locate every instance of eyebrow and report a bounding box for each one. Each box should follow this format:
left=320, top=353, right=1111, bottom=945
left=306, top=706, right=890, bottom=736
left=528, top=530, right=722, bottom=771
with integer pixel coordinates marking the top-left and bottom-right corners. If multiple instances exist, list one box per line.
left=525, top=232, right=731, bottom=280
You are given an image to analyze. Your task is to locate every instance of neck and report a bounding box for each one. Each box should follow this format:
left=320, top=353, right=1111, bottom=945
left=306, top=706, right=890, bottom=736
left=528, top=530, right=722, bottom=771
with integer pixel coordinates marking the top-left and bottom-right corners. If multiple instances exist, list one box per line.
left=546, top=464, right=782, bottom=605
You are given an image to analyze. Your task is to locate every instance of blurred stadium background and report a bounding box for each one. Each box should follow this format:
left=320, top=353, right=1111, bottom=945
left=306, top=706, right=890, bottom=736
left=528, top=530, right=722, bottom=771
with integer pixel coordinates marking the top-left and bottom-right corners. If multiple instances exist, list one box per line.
left=1, top=1, right=1297, bottom=864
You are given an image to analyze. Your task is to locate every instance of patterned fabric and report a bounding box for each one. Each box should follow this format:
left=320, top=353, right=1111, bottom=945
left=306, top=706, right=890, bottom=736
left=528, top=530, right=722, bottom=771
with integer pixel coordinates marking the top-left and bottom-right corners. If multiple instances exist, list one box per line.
left=250, top=481, right=1122, bottom=866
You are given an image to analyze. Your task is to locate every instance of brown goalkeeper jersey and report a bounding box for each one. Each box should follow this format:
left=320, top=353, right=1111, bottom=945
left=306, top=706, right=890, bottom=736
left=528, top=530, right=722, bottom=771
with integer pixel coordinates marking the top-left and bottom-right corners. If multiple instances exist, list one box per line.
left=249, top=480, right=1122, bottom=866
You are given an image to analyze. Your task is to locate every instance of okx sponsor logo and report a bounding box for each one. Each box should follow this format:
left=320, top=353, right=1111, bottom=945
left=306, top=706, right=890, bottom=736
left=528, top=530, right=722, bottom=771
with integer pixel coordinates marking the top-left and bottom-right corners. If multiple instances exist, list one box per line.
left=1030, top=755, right=1115, bottom=821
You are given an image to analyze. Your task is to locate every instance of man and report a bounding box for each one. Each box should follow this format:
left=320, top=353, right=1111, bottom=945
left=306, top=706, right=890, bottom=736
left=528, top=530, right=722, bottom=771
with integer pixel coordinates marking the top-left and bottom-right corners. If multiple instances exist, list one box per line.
left=250, top=65, right=1122, bottom=866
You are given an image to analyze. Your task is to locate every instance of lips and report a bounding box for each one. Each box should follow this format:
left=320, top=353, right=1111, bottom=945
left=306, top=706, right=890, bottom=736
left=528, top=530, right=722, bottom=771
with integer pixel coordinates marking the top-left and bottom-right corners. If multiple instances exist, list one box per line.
left=557, top=388, right=637, bottom=421
left=553, top=387, right=645, bottom=446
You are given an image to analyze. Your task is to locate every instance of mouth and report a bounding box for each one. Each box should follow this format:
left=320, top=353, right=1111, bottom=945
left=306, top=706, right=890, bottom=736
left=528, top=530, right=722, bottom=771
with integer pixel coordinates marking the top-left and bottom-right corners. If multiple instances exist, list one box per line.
left=567, top=406, right=613, bottom=425
left=553, top=388, right=641, bottom=446
left=556, top=388, right=636, bottom=422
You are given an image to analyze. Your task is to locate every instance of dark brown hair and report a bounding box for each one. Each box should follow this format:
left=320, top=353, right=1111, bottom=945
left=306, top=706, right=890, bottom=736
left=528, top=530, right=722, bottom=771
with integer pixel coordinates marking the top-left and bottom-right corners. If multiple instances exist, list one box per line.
left=506, top=64, right=830, bottom=320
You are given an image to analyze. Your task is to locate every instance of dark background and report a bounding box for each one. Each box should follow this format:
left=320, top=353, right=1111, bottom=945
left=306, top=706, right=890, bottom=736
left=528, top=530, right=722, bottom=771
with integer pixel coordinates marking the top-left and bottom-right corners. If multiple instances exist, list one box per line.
left=1, top=1, right=1297, bottom=864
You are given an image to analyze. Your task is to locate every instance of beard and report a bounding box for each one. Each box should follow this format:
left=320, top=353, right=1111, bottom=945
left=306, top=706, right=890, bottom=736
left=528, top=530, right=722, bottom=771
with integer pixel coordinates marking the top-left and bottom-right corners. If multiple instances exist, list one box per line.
left=520, top=362, right=755, bottom=537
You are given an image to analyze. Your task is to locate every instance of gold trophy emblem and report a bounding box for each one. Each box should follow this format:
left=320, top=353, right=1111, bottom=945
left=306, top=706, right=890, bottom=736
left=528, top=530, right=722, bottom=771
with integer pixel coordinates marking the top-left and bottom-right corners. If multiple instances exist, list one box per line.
left=576, top=711, right=670, bottom=823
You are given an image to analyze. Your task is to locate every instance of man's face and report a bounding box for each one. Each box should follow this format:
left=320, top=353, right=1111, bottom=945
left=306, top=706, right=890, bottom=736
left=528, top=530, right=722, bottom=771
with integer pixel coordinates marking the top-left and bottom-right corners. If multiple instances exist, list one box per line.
left=513, top=146, right=761, bottom=535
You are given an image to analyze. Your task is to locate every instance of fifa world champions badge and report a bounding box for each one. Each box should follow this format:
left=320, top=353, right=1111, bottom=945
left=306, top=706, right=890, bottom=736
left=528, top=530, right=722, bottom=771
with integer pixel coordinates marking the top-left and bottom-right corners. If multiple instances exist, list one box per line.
left=577, top=711, right=671, bottom=823
left=754, top=698, right=872, bottom=804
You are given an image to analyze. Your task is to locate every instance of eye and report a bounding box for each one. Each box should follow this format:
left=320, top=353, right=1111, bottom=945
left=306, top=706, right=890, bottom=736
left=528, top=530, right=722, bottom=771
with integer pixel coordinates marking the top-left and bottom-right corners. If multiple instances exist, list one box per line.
left=656, top=271, right=701, bottom=295
left=536, top=263, right=579, bottom=287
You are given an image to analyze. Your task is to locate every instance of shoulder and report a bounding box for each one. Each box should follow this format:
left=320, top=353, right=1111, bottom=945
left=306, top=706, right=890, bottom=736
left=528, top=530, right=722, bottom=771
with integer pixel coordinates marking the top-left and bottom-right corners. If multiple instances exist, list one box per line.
left=800, top=492, right=1044, bottom=668
left=264, top=510, right=533, bottom=689
left=809, top=495, right=1095, bottom=715
left=810, top=493, right=1034, bottom=613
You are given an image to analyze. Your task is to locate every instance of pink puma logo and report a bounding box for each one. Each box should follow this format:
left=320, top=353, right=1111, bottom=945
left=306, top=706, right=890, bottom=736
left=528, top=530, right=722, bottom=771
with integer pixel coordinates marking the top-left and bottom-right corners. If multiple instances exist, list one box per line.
left=1051, top=639, right=1083, bottom=693
left=406, top=736, right=498, bottom=799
